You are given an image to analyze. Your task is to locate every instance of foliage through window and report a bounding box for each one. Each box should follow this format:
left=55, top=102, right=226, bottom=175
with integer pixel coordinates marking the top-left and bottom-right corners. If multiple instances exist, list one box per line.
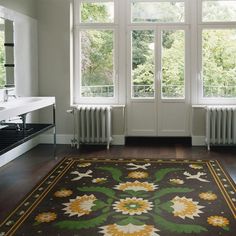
left=80, top=2, right=114, bottom=23
left=77, top=0, right=116, bottom=99
left=162, top=30, right=185, bottom=98
left=132, top=30, right=155, bottom=98
left=80, top=30, right=115, bottom=98
left=201, top=0, right=236, bottom=99
left=130, top=1, right=186, bottom=100
left=131, top=1, right=185, bottom=23
left=74, top=0, right=236, bottom=103
left=202, top=1, right=236, bottom=22
left=202, top=29, right=236, bottom=98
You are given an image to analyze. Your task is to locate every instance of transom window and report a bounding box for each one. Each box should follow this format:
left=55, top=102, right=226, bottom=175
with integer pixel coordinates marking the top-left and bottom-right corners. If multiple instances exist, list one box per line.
left=131, top=0, right=185, bottom=23
left=80, top=1, right=114, bottom=23
left=202, top=0, right=236, bottom=22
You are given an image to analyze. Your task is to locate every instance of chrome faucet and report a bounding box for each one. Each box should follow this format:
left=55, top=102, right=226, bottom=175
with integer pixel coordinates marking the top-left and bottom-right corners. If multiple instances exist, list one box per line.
left=3, top=86, right=17, bottom=102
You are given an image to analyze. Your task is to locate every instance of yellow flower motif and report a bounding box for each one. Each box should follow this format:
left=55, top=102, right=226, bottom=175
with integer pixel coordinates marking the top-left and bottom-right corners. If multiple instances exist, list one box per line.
left=189, top=164, right=203, bottom=169
left=35, top=212, right=57, bottom=223
left=63, top=195, right=97, bottom=217
left=54, top=189, right=73, bottom=197
left=113, top=197, right=153, bottom=215
left=169, top=179, right=184, bottom=185
left=114, top=181, right=158, bottom=192
left=92, top=178, right=107, bottom=183
left=78, top=163, right=91, bottom=167
left=99, top=223, right=160, bottom=236
left=207, top=216, right=229, bottom=227
left=199, top=192, right=217, bottom=201
left=171, top=196, right=205, bottom=219
left=128, top=171, right=149, bottom=179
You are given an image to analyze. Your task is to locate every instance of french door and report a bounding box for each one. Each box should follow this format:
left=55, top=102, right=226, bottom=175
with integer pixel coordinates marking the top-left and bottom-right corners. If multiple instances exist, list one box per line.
left=126, top=26, right=190, bottom=136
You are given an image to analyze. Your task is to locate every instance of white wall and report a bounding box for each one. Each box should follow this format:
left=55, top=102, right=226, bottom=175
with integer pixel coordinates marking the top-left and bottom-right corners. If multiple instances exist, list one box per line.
left=191, top=107, right=206, bottom=146
left=0, top=0, right=36, bottom=18
left=37, top=0, right=73, bottom=135
left=14, top=14, right=38, bottom=100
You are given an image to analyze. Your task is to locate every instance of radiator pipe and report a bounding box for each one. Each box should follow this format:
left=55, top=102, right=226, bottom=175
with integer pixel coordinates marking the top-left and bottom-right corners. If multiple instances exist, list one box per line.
left=66, top=108, right=78, bottom=147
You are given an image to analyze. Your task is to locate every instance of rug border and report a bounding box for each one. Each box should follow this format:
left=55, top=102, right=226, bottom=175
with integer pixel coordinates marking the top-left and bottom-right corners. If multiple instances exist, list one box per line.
left=1, top=158, right=235, bottom=235
left=207, top=160, right=236, bottom=218
left=0, top=157, right=68, bottom=227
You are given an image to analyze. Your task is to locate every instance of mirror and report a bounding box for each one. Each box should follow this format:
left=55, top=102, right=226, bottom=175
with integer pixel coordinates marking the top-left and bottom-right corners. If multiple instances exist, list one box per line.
left=0, top=17, right=14, bottom=89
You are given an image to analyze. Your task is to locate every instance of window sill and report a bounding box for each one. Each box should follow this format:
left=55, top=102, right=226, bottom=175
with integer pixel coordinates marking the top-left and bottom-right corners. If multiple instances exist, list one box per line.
left=192, top=104, right=236, bottom=109
left=71, top=104, right=125, bottom=109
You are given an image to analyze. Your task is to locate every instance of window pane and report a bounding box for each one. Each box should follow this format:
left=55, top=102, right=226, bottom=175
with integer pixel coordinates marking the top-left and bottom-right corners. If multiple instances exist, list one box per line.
left=202, top=29, right=236, bottom=98
left=132, top=1, right=185, bottom=23
left=0, top=20, right=6, bottom=88
left=132, top=30, right=155, bottom=98
left=161, top=30, right=185, bottom=98
left=81, top=2, right=114, bottom=23
left=202, top=1, right=236, bottom=22
left=80, top=30, right=115, bottom=97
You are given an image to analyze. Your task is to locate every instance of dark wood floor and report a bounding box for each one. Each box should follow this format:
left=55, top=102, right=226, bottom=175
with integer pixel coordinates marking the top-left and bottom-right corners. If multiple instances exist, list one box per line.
left=0, top=143, right=236, bottom=223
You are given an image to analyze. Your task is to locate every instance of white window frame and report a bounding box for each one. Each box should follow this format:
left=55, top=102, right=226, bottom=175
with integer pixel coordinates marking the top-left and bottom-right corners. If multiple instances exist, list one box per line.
left=73, top=0, right=119, bottom=104
left=129, top=0, right=188, bottom=25
left=127, top=0, right=190, bottom=102
left=197, top=0, right=236, bottom=104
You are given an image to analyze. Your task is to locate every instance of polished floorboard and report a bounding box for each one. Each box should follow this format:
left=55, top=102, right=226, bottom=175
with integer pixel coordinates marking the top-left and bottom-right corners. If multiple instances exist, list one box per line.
left=0, top=143, right=236, bottom=222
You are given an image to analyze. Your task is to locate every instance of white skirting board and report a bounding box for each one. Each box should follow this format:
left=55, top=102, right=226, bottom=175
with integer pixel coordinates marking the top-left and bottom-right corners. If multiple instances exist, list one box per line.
left=0, top=137, right=40, bottom=168
left=39, top=134, right=125, bottom=145
left=112, top=135, right=125, bottom=145
left=191, top=136, right=206, bottom=146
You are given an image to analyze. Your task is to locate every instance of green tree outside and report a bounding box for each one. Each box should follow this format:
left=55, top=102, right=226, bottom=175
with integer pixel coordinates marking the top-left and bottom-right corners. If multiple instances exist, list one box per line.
left=79, top=1, right=236, bottom=98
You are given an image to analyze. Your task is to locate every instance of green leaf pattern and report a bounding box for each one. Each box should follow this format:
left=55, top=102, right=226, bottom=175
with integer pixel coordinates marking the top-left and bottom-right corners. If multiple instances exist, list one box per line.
left=55, top=213, right=109, bottom=230
left=50, top=161, right=231, bottom=235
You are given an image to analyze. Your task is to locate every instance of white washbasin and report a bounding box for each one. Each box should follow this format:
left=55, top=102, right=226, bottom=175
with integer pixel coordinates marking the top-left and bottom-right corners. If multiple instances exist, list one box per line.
left=0, top=97, right=55, bottom=121
left=1, top=97, right=42, bottom=108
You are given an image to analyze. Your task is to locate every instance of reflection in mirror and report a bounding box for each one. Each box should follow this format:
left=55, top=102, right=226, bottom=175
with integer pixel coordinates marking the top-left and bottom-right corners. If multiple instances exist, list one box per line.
left=0, top=18, right=14, bottom=89
left=0, top=18, right=6, bottom=88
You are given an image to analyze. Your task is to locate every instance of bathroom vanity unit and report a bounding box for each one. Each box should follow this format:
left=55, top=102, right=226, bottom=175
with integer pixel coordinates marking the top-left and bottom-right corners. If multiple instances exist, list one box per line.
left=0, top=96, right=56, bottom=160
left=0, top=5, right=45, bottom=167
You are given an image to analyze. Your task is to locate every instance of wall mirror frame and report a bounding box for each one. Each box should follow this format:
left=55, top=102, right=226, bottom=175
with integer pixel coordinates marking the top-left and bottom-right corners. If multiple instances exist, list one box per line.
left=0, top=6, right=14, bottom=90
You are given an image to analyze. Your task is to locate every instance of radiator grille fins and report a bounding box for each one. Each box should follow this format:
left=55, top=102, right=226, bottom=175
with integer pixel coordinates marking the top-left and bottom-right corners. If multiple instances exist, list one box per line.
left=76, top=106, right=112, bottom=149
left=206, top=106, right=236, bottom=150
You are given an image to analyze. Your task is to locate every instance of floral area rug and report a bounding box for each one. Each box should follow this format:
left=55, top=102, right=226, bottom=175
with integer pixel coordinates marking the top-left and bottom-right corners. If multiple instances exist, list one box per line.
left=0, top=158, right=236, bottom=236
